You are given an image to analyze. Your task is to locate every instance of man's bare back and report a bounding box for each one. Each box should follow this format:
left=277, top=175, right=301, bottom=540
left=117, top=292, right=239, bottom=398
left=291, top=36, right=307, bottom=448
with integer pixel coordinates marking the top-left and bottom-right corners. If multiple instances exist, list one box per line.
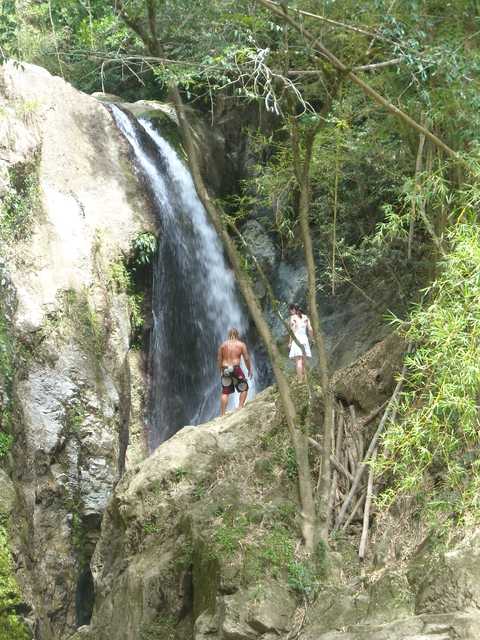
left=217, top=329, right=253, bottom=416
left=218, top=340, right=251, bottom=372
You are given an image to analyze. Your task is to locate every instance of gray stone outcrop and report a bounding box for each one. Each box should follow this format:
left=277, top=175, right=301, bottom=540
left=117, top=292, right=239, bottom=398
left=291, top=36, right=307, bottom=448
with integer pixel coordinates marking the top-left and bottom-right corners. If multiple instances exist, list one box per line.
left=87, top=387, right=302, bottom=640
left=0, top=60, right=153, bottom=638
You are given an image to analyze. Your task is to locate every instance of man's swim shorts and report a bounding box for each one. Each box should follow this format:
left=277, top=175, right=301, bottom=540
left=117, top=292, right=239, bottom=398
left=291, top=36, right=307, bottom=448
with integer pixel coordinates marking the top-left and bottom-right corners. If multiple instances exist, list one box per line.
left=221, top=365, right=249, bottom=395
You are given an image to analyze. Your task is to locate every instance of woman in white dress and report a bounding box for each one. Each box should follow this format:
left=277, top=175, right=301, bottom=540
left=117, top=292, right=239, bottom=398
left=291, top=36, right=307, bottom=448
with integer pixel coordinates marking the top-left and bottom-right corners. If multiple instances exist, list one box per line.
left=288, top=303, right=314, bottom=382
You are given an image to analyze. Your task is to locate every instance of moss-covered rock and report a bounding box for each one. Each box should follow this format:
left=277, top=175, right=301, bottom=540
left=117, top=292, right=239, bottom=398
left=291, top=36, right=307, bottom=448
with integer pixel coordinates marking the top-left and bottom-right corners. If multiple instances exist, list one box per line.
left=0, top=472, right=30, bottom=639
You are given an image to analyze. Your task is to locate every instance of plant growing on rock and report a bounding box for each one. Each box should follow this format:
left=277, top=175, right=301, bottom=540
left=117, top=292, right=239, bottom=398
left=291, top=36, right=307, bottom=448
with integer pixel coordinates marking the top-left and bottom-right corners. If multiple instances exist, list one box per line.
left=174, top=467, right=187, bottom=482
left=0, top=434, right=12, bottom=458
left=0, top=516, right=30, bottom=639
left=143, top=517, right=158, bottom=535
left=109, top=231, right=157, bottom=348
left=210, top=504, right=326, bottom=598
left=131, top=231, right=157, bottom=266
left=0, top=159, right=41, bottom=243
left=66, top=405, right=86, bottom=437
left=192, top=486, right=206, bottom=501
left=0, top=296, right=24, bottom=470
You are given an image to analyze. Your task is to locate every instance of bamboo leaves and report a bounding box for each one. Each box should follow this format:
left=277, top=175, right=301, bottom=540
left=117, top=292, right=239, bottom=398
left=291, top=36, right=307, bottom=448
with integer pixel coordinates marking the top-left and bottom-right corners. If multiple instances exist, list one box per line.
left=377, top=220, right=480, bottom=518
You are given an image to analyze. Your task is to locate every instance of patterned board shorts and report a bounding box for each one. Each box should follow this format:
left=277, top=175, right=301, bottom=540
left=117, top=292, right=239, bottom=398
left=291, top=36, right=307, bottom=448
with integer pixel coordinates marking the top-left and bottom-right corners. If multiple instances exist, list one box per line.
left=221, top=365, right=249, bottom=395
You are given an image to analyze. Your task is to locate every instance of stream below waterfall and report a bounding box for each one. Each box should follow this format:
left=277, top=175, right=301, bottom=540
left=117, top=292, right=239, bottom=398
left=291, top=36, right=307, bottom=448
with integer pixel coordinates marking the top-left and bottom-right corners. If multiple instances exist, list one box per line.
left=110, top=105, right=259, bottom=450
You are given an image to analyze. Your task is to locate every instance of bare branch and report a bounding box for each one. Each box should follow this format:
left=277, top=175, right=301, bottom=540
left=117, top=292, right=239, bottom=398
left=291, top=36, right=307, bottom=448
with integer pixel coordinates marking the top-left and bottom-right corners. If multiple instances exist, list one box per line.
left=359, top=447, right=377, bottom=559
left=331, top=341, right=414, bottom=534
left=308, top=437, right=354, bottom=484
left=353, top=59, right=402, bottom=72
left=292, top=6, right=398, bottom=47
left=286, top=59, right=402, bottom=76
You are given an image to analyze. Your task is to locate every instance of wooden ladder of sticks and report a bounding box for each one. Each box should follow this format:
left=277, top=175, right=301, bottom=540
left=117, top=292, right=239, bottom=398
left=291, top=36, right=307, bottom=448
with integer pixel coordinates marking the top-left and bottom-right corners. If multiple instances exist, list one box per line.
left=309, top=341, right=413, bottom=558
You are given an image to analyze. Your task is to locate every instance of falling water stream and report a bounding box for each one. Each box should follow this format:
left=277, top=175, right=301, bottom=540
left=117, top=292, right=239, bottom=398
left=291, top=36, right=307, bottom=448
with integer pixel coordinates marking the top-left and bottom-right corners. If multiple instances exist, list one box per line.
left=110, top=105, right=257, bottom=451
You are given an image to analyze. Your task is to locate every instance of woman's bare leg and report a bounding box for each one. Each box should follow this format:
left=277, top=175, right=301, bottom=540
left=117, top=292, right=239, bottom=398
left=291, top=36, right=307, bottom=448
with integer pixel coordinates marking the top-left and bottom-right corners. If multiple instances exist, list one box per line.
left=294, top=356, right=303, bottom=382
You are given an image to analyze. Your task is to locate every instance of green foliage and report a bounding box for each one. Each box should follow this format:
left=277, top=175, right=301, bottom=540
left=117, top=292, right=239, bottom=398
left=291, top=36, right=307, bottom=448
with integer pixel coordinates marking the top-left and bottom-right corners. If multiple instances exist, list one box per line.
left=143, top=517, right=157, bottom=535
left=213, top=513, right=248, bottom=558
left=131, top=232, right=157, bottom=267
left=70, top=511, right=85, bottom=563
left=288, top=562, right=320, bottom=601
left=211, top=505, right=324, bottom=598
left=109, top=232, right=156, bottom=348
left=192, top=486, right=206, bottom=501
left=377, top=217, right=480, bottom=520
left=283, top=447, right=299, bottom=480
left=256, top=526, right=295, bottom=570
left=60, top=487, right=94, bottom=578
left=66, top=405, right=86, bottom=436
left=0, top=161, right=41, bottom=243
left=6, top=0, right=158, bottom=99
left=214, top=1, right=479, bottom=299
left=0, top=295, right=21, bottom=464
left=0, top=0, right=19, bottom=63
left=0, top=301, right=13, bottom=409
left=0, top=434, right=12, bottom=458
left=227, top=109, right=409, bottom=291
left=0, top=519, right=29, bottom=639
left=172, top=540, right=194, bottom=568
left=375, top=170, right=453, bottom=245
left=139, top=615, right=177, bottom=640
left=173, top=467, right=187, bottom=482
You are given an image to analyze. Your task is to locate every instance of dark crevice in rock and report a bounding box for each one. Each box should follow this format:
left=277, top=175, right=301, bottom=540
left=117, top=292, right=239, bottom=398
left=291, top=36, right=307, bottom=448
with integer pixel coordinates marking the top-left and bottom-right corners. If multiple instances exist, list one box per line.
left=76, top=568, right=95, bottom=626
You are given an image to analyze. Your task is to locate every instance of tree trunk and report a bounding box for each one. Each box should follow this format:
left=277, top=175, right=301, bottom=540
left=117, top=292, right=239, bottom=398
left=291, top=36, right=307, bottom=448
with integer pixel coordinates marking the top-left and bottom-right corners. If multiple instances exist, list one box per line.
left=167, top=80, right=317, bottom=550
left=114, top=0, right=322, bottom=551
left=292, top=123, right=334, bottom=543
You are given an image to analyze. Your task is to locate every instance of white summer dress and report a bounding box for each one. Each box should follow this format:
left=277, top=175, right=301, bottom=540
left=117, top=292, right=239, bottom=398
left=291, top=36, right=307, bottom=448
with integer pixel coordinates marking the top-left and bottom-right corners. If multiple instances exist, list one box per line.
left=289, top=316, right=311, bottom=359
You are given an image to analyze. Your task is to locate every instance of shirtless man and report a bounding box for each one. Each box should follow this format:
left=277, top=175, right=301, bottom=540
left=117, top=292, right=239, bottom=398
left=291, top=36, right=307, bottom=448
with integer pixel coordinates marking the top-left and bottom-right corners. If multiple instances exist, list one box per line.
left=217, top=328, right=253, bottom=416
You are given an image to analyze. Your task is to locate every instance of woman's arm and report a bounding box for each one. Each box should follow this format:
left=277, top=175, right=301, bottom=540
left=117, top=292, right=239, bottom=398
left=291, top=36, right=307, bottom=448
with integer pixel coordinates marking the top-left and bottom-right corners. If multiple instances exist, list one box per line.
left=307, top=318, right=314, bottom=345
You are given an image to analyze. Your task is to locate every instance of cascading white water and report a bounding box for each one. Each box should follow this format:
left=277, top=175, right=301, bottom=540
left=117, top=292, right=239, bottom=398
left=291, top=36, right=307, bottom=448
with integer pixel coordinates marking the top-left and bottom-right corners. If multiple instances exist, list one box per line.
left=109, top=105, right=257, bottom=450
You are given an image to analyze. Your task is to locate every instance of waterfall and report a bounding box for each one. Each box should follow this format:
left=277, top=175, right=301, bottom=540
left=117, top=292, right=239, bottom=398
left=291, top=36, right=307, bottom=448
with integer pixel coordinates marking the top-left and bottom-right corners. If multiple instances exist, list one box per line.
left=109, top=105, right=257, bottom=451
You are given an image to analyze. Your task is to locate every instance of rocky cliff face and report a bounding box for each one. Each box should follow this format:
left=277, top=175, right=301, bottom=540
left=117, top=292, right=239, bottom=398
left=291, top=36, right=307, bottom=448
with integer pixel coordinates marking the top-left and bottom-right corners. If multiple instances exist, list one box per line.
left=0, top=61, right=153, bottom=638
left=80, top=373, right=480, bottom=640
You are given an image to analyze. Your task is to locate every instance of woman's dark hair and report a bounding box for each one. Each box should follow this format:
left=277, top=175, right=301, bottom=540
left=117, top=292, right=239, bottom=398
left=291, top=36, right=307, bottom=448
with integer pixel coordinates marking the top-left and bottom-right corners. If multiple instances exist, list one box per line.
left=289, top=303, right=303, bottom=317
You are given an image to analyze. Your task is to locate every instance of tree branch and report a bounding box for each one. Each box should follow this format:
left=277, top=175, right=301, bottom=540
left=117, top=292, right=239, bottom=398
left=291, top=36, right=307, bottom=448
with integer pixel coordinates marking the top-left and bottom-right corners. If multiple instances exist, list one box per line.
left=254, top=0, right=459, bottom=161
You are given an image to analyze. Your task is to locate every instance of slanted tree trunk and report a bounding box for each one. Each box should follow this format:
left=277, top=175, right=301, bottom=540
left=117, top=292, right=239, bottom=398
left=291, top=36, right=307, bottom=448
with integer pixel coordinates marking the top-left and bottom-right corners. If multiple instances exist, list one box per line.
left=168, top=79, right=317, bottom=551
left=112, top=0, right=319, bottom=550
